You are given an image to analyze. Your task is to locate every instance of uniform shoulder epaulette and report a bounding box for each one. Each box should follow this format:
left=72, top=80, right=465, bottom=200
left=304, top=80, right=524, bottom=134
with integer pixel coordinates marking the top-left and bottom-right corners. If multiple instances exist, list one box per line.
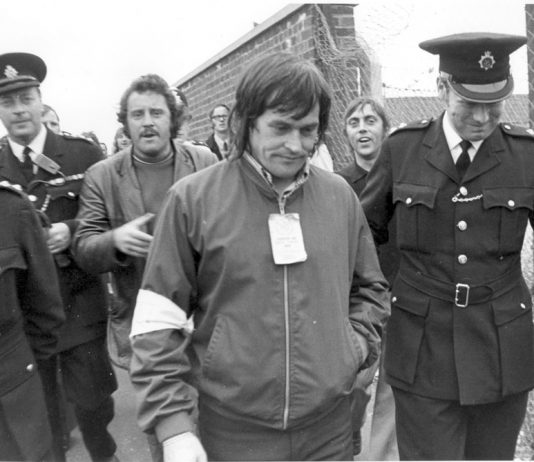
left=500, top=123, right=534, bottom=139
left=389, top=118, right=433, bottom=136
left=61, top=132, right=95, bottom=145
left=0, top=180, right=26, bottom=198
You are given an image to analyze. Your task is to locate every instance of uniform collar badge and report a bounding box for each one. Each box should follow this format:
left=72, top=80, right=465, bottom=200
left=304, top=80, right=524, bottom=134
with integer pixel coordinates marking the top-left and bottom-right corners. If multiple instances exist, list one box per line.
left=4, top=65, right=18, bottom=79
left=478, top=51, right=496, bottom=71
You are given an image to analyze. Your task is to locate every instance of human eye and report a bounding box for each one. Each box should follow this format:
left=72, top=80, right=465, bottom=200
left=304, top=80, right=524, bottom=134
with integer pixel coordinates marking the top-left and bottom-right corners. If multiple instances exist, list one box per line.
left=366, top=116, right=377, bottom=125
left=301, top=125, right=318, bottom=137
left=0, top=97, right=12, bottom=108
left=271, top=122, right=290, bottom=134
left=151, top=109, right=164, bottom=117
left=347, top=118, right=359, bottom=128
left=130, top=110, right=143, bottom=119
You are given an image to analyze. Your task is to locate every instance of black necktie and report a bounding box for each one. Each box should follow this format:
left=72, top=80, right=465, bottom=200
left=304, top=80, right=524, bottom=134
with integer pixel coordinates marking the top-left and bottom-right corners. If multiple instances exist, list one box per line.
left=456, top=140, right=471, bottom=180
left=21, top=146, right=34, bottom=182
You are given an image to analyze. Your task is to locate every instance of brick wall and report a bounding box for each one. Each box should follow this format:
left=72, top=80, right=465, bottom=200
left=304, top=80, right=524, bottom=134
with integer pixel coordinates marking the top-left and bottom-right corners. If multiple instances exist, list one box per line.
left=174, top=3, right=364, bottom=154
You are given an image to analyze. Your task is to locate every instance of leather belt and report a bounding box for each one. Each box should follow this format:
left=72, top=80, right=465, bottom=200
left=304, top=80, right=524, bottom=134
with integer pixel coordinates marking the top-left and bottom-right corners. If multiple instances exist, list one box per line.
left=399, top=267, right=522, bottom=308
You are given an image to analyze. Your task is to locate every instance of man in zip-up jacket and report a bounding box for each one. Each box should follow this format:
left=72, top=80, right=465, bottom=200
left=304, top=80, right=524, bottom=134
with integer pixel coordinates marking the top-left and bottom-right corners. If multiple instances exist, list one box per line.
left=129, top=52, right=390, bottom=462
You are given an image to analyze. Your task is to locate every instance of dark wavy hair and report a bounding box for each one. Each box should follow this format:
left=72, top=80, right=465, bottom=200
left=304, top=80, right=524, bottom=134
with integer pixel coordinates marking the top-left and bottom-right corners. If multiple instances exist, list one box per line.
left=229, top=52, right=331, bottom=159
left=117, top=74, right=182, bottom=139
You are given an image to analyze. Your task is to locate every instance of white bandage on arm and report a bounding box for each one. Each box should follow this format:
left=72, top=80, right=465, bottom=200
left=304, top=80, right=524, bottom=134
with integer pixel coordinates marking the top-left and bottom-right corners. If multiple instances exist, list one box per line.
left=130, top=289, right=194, bottom=338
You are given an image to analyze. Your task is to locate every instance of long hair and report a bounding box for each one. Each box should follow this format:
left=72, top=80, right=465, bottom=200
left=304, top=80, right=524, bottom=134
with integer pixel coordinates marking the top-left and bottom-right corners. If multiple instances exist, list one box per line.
left=117, top=74, right=182, bottom=139
left=229, top=53, right=331, bottom=159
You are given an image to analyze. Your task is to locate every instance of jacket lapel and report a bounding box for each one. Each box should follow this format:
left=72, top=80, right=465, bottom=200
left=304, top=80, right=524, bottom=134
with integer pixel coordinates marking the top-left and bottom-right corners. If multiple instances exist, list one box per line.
left=461, top=129, right=502, bottom=183
left=35, top=129, right=62, bottom=183
left=115, top=150, right=146, bottom=222
left=0, top=140, right=29, bottom=186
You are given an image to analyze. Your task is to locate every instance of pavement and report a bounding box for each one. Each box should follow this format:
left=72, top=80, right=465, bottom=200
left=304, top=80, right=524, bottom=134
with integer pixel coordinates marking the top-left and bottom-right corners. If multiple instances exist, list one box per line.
left=66, top=366, right=151, bottom=462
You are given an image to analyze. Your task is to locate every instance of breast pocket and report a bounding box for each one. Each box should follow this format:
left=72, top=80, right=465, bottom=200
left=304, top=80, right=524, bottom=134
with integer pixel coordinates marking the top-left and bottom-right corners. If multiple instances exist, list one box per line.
left=393, top=183, right=438, bottom=251
left=482, top=187, right=534, bottom=255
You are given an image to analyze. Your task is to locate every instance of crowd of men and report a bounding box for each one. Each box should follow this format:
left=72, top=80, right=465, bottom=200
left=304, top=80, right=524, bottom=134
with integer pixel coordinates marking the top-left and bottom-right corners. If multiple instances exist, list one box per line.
left=1, top=30, right=534, bottom=462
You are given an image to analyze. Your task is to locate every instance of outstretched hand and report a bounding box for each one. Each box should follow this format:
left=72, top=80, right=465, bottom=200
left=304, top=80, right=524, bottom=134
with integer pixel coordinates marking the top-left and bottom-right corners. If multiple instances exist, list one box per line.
left=112, top=213, right=155, bottom=257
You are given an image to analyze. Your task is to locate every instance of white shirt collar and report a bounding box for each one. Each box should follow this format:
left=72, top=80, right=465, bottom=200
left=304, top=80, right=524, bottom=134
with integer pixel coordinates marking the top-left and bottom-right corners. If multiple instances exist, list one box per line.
left=214, top=133, right=229, bottom=150
left=8, top=124, right=48, bottom=163
left=442, top=112, right=483, bottom=162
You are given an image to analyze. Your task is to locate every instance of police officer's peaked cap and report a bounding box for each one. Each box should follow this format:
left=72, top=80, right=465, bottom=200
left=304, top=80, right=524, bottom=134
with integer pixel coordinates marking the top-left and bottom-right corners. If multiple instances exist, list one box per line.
left=419, top=32, right=526, bottom=103
left=0, top=52, right=46, bottom=95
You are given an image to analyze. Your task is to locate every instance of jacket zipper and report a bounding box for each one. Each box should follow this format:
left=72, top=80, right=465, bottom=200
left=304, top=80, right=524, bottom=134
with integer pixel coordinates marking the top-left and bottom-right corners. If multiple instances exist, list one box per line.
left=278, top=195, right=290, bottom=430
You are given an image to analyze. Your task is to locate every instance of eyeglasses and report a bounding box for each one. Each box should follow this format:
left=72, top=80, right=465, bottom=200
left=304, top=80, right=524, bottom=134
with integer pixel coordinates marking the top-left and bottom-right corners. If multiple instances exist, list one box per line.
left=212, top=115, right=228, bottom=121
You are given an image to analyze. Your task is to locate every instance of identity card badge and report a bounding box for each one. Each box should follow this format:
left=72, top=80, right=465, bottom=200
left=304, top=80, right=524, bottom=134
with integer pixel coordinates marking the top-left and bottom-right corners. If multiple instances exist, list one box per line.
left=268, top=213, right=307, bottom=265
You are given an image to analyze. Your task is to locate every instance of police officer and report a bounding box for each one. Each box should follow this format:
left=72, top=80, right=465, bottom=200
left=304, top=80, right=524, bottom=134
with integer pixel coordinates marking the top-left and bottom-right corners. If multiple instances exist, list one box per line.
left=0, top=181, right=64, bottom=461
left=0, top=53, right=118, bottom=462
left=361, top=33, right=534, bottom=460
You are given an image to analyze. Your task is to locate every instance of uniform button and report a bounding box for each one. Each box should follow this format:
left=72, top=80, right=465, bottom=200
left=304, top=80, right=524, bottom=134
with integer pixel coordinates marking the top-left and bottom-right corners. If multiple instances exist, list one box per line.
left=405, top=197, right=412, bottom=205
left=28, top=194, right=37, bottom=202
left=459, top=186, right=468, bottom=196
left=391, top=296, right=397, bottom=303
left=67, top=191, right=76, bottom=198
left=521, top=303, right=527, bottom=309
left=12, top=184, right=22, bottom=191
left=504, top=124, right=511, bottom=130
left=26, top=363, right=34, bottom=372
left=457, top=220, right=467, bottom=231
left=458, top=254, right=468, bottom=264
left=508, top=200, right=515, bottom=207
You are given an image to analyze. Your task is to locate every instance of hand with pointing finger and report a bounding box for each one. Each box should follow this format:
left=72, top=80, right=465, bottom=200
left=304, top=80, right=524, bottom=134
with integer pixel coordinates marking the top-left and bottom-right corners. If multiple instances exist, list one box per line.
left=112, top=213, right=155, bottom=258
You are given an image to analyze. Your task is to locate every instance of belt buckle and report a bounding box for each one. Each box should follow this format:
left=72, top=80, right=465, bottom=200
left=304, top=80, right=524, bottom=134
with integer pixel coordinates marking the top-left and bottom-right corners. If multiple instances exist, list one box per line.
left=455, top=283, right=470, bottom=308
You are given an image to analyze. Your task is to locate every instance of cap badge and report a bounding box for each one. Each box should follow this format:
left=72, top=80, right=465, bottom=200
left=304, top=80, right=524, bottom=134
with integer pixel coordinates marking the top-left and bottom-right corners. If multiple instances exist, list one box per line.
left=478, top=51, right=496, bottom=71
left=4, top=65, right=18, bottom=79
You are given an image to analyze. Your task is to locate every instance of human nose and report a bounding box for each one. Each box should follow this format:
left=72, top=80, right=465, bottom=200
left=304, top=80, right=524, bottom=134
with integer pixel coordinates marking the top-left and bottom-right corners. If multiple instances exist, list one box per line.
left=471, top=104, right=490, bottom=123
left=141, top=111, right=154, bottom=126
left=11, top=97, right=26, bottom=113
left=284, top=130, right=304, bottom=152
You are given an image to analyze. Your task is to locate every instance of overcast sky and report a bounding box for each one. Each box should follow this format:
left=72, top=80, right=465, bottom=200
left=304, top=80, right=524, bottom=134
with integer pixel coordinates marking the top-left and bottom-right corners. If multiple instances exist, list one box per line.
left=0, top=0, right=528, bottom=148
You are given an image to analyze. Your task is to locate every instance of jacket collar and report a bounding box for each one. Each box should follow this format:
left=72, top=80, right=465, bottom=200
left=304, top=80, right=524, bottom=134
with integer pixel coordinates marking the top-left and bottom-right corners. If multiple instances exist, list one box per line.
left=111, top=140, right=197, bottom=222
left=423, top=113, right=503, bottom=184
left=0, top=128, right=61, bottom=186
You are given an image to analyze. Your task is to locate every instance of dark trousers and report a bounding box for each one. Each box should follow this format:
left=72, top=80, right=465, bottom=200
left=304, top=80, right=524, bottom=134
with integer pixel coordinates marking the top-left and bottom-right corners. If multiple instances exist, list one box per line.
left=199, top=396, right=353, bottom=461
left=39, top=336, right=118, bottom=462
left=393, top=387, right=528, bottom=460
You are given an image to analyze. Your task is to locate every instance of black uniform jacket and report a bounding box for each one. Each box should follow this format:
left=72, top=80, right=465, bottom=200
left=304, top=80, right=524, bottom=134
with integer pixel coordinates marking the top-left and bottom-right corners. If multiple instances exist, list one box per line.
left=338, top=159, right=400, bottom=284
left=0, top=129, right=107, bottom=351
left=360, top=114, right=534, bottom=405
left=0, top=183, right=64, bottom=460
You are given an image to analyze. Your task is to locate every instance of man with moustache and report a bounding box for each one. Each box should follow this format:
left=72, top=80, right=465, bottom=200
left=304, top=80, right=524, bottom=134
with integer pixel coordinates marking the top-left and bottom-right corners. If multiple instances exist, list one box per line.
left=74, top=73, right=216, bottom=461
left=74, top=73, right=216, bottom=371
left=0, top=52, right=117, bottom=462
left=129, top=53, right=390, bottom=462
left=361, top=33, right=534, bottom=460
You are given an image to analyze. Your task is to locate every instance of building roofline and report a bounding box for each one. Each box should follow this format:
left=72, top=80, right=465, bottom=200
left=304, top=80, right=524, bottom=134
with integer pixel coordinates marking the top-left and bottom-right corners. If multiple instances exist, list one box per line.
left=174, top=4, right=306, bottom=87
